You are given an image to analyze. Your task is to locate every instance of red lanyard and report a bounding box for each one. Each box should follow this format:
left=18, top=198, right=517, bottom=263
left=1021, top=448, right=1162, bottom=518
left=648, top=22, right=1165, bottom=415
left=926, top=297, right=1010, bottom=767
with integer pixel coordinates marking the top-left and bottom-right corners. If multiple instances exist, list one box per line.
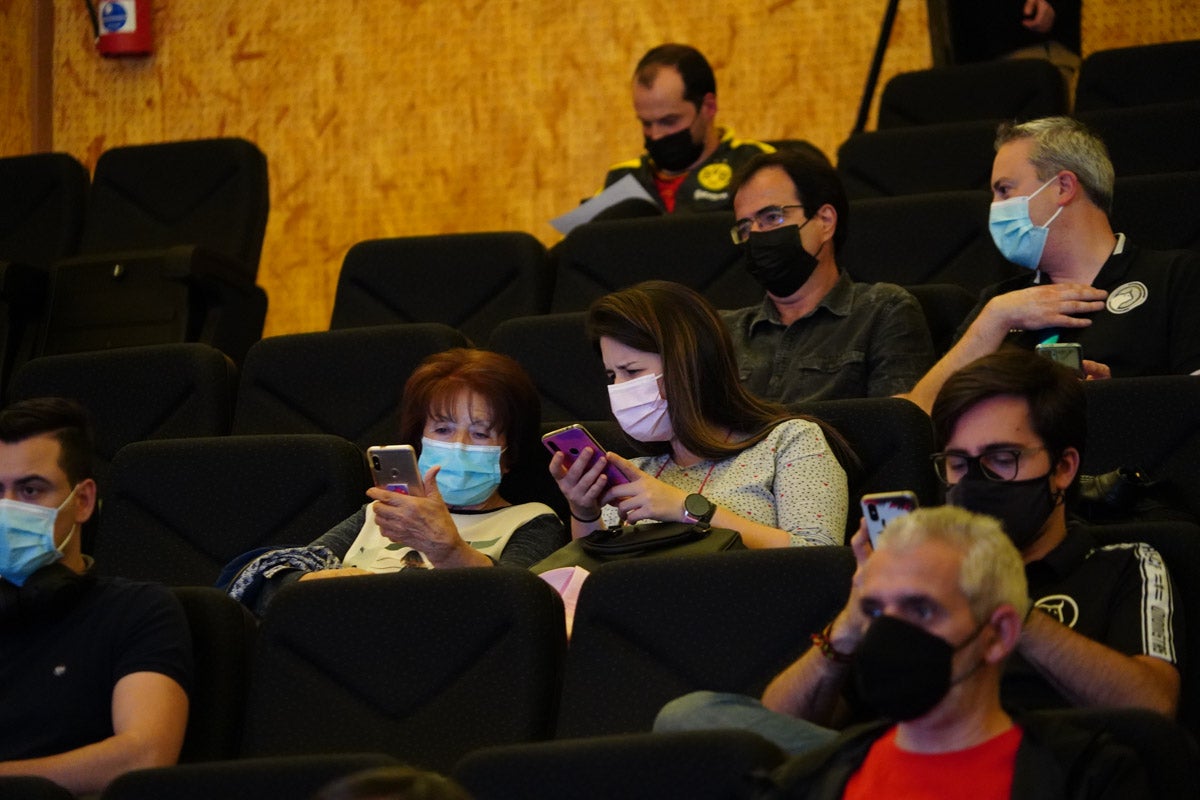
left=655, top=457, right=717, bottom=495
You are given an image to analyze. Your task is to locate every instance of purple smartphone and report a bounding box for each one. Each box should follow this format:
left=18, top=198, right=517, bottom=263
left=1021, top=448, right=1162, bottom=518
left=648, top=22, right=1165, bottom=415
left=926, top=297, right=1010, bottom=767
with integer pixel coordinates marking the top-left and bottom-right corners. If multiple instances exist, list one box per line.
left=541, top=424, right=629, bottom=485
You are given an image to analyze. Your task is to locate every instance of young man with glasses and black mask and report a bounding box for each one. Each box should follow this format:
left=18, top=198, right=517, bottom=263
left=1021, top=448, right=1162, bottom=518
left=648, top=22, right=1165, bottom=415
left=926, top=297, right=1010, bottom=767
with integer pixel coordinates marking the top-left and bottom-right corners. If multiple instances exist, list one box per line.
left=655, top=348, right=1180, bottom=761
left=721, top=148, right=935, bottom=402
left=598, top=44, right=774, bottom=216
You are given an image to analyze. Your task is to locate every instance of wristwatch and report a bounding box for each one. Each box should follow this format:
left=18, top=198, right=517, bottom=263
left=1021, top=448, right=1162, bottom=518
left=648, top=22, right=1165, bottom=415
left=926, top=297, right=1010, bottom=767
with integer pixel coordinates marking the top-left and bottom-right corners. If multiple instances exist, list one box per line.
left=682, top=493, right=716, bottom=528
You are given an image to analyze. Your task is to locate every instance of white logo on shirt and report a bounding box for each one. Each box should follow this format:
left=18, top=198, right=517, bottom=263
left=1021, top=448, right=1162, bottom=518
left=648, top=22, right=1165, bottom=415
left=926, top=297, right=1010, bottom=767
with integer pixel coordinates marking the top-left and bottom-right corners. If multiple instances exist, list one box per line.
left=1106, top=281, right=1148, bottom=314
left=1035, top=594, right=1079, bottom=627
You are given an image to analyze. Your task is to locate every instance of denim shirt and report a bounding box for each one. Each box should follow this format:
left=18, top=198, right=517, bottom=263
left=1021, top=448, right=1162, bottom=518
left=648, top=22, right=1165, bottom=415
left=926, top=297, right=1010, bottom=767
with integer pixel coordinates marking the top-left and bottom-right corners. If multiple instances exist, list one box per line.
left=721, top=273, right=934, bottom=403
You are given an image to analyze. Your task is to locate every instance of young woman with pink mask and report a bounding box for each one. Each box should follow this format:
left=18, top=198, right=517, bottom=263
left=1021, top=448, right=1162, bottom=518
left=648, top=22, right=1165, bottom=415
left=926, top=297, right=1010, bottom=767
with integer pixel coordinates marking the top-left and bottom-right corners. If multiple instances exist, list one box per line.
left=549, top=280, right=852, bottom=549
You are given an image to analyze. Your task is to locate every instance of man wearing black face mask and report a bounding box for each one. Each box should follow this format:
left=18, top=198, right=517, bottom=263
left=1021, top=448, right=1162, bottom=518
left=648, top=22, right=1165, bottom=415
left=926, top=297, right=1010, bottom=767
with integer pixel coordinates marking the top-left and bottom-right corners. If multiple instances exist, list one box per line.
left=931, top=348, right=1180, bottom=717
left=598, top=44, right=773, bottom=215
left=720, top=149, right=935, bottom=402
left=656, top=350, right=1181, bottom=758
left=764, top=506, right=1147, bottom=798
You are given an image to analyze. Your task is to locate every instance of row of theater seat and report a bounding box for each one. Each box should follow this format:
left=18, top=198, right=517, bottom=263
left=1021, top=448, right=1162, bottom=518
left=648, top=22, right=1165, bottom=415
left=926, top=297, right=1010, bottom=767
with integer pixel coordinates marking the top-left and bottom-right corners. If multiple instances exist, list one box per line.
left=5, top=545, right=1198, bottom=800
left=332, top=167, right=1200, bottom=355
left=10, top=337, right=1200, bottom=555
left=2, top=41, right=1197, bottom=391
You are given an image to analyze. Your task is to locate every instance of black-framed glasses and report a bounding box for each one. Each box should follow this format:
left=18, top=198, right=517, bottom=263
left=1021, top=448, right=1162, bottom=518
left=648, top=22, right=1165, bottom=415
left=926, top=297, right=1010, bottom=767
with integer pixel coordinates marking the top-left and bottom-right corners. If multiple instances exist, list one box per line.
left=930, top=446, right=1047, bottom=485
left=730, top=204, right=804, bottom=244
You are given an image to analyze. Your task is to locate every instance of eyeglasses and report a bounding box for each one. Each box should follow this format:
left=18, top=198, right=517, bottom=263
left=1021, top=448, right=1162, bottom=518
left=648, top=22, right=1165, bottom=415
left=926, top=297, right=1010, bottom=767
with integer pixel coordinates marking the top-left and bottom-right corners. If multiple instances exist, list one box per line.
left=730, top=204, right=804, bottom=244
left=930, top=446, right=1047, bottom=485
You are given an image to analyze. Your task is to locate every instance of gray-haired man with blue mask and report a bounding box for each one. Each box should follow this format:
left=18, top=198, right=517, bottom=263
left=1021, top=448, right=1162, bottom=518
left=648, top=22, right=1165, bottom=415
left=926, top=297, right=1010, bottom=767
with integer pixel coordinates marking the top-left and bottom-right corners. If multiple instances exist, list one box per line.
left=902, top=116, right=1200, bottom=415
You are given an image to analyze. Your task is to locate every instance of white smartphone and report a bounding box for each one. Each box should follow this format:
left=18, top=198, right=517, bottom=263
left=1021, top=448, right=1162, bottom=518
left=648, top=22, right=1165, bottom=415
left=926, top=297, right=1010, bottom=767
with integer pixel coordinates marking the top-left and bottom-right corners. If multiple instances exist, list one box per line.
left=860, top=490, right=919, bottom=548
left=1035, top=342, right=1084, bottom=377
left=367, top=444, right=425, bottom=496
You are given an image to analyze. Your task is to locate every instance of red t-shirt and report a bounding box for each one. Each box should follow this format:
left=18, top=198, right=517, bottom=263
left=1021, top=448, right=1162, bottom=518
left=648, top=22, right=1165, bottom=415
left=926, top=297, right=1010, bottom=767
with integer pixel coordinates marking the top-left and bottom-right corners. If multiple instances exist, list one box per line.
left=843, top=725, right=1023, bottom=800
left=653, top=172, right=687, bottom=213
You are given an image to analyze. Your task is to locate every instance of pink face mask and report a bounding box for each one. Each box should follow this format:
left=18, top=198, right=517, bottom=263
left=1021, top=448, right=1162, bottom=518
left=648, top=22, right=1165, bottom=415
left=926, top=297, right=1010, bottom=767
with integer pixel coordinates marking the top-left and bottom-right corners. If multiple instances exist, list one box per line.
left=607, top=372, right=673, bottom=442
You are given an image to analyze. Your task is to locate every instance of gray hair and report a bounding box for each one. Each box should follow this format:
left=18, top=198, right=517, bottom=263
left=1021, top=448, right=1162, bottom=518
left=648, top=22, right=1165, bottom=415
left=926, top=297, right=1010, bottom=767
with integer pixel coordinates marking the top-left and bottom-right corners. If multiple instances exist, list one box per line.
left=996, top=117, right=1115, bottom=214
left=876, top=506, right=1031, bottom=622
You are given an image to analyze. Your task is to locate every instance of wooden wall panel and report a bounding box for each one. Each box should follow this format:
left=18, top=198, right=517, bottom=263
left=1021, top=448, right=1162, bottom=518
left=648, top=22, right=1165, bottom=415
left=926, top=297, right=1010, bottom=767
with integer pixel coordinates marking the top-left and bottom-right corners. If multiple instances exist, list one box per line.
left=23, top=1, right=1200, bottom=339
left=0, top=0, right=36, bottom=156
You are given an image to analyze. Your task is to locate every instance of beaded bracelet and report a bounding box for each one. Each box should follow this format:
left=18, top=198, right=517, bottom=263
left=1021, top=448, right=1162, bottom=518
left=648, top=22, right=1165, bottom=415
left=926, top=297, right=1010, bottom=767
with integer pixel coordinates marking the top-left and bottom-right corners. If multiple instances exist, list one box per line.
left=570, top=509, right=601, bottom=523
left=810, top=622, right=854, bottom=664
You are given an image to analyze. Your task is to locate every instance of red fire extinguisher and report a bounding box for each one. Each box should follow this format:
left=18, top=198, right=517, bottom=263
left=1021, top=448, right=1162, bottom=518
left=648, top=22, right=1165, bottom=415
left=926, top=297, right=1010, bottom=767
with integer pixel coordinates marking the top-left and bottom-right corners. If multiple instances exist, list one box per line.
left=85, top=0, right=154, bottom=58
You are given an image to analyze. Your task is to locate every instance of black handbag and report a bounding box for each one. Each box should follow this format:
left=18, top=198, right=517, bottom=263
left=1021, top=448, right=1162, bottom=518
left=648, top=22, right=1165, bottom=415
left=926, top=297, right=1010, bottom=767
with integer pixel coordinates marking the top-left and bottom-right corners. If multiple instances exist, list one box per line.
left=530, top=521, right=744, bottom=574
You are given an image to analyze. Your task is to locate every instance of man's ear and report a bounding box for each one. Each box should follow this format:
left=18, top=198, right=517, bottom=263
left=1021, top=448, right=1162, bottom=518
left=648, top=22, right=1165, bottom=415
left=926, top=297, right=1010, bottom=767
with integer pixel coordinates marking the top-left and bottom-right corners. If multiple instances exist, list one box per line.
left=72, top=478, right=98, bottom=525
left=1054, top=170, right=1081, bottom=206
left=699, top=91, right=717, bottom=121
left=815, top=203, right=838, bottom=245
left=1053, top=446, right=1081, bottom=493
left=985, top=604, right=1023, bottom=663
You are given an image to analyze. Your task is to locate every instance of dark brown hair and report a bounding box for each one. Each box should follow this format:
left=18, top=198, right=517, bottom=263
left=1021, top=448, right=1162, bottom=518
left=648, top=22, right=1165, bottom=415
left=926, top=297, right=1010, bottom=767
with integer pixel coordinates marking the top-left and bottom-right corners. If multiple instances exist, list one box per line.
left=0, top=397, right=95, bottom=484
left=634, top=43, right=715, bottom=109
left=932, top=347, right=1086, bottom=480
left=587, top=280, right=854, bottom=466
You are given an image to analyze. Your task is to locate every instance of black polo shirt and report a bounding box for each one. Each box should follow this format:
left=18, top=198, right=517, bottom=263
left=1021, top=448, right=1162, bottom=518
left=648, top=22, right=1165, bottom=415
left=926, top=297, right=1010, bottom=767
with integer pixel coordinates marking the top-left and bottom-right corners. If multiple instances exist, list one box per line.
left=1000, top=525, right=1181, bottom=713
left=958, top=238, right=1200, bottom=377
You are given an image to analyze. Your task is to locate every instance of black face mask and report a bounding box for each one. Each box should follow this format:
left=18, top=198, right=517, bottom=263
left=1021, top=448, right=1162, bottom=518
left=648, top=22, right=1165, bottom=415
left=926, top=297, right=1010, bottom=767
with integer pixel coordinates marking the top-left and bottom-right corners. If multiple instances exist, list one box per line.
left=946, top=473, right=1057, bottom=551
left=853, top=614, right=986, bottom=722
left=744, top=223, right=818, bottom=298
left=644, top=126, right=705, bottom=173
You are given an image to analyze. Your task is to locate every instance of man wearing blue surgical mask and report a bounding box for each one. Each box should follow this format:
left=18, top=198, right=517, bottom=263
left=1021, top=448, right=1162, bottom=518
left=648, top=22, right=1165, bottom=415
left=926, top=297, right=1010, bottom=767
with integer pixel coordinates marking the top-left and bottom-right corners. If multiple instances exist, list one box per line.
left=903, top=116, right=1200, bottom=414
left=0, top=398, right=191, bottom=795
left=596, top=44, right=774, bottom=215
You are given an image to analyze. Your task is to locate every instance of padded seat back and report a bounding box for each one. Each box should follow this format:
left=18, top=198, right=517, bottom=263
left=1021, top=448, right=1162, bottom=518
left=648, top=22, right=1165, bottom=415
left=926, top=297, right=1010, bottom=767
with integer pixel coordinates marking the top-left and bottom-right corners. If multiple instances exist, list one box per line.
left=488, top=313, right=610, bottom=422
left=0, top=152, right=89, bottom=269
left=170, top=586, right=257, bottom=762
left=242, top=570, right=566, bottom=771
left=551, top=214, right=761, bottom=312
left=96, top=434, right=369, bottom=585
left=233, top=324, right=469, bottom=451
left=1111, top=171, right=1200, bottom=254
left=839, top=190, right=1023, bottom=293
left=790, top=397, right=941, bottom=539
left=879, top=59, right=1066, bottom=129
left=330, top=232, right=552, bottom=345
left=836, top=119, right=998, bottom=199
left=98, top=754, right=399, bottom=800
left=8, top=343, right=237, bottom=486
left=1076, top=101, right=1200, bottom=177
left=80, top=138, right=269, bottom=275
left=1080, top=376, right=1200, bottom=521
left=1074, top=40, right=1200, bottom=111
left=454, top=730, right=785, bottom=800
left=556, top=547, right=855, bottom=738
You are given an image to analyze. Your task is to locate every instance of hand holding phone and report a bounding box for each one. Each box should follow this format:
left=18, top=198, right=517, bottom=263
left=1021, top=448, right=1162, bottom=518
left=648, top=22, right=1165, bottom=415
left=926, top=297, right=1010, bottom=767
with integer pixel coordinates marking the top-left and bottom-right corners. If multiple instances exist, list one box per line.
left=541, top=424, right=629, bottom=486
left=367, top=445, right=425, bottom=496
left=860, top=490, right=919, bottom=548
left=1035, top=342, right=1084, bottom=377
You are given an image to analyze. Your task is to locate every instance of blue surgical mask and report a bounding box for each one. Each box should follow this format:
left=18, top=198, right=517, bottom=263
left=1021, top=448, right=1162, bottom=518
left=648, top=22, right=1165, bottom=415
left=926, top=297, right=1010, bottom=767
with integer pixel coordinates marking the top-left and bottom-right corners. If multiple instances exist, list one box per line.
left=988, top=176, right=1063, bottom=270
left=418, top=438, right=503, bottom=508
left=0, top=486, right=78, bottom=587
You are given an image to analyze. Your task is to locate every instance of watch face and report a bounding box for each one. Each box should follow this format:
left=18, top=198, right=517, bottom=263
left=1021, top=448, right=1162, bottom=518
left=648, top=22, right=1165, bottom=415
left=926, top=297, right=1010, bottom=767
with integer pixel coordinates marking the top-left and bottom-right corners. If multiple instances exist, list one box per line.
left=685, top=493, right=713, bottom=521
